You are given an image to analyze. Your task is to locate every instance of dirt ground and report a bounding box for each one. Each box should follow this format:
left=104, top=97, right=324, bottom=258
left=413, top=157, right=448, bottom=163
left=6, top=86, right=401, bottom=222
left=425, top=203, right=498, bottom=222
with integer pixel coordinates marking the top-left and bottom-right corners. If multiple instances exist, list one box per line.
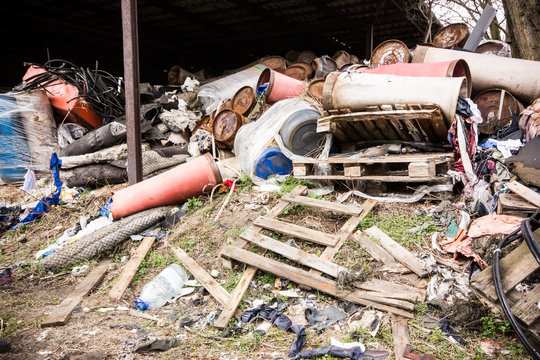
left=0, top=180, right=532, bottom=359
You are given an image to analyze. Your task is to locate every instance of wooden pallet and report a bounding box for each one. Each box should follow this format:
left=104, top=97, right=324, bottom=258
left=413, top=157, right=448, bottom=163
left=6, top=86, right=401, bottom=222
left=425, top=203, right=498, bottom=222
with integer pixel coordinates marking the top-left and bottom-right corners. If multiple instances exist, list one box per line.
left=293, top=152, right=453, bottom=182
left=317, top=104, right=449, bottom=145
left=214, top=185, right=425, bottom=327
left=470, top=227, right=540, bottom=342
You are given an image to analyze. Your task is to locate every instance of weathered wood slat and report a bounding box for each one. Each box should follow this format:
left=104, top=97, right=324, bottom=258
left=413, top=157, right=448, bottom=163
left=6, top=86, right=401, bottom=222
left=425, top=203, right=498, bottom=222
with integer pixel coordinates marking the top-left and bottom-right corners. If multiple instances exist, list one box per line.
left=241, top=228, right=346, bottom=278
left=42, top=259, right=112, bottom=327
left=507, top=180, right=540, bottom=207
left=282, top=193, right=362, bottom=215
left=391, top=316, right=410, bottom=360
left=171, top=247, right=231, bottom=307
left=109, top=236, right=155, bottom=301
left=254, top=216, right=338, bottom=246
left=360, top=278, right=426, bottom=303
left=364, top=227, right=428, bottom=277
left=353, top=232, right=411, bottom=273
left=221, top=245, right=413, bottom=318
left=513, top=284, right=540, bottom=326
left=471, top=236, right=539, bottom=302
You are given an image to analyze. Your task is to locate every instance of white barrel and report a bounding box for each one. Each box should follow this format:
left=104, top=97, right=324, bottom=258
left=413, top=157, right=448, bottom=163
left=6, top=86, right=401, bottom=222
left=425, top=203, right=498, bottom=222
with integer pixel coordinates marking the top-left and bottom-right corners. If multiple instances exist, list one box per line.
left=412, top=45, right=540, bottom=103
left=323, top=72, right=467, bottom=122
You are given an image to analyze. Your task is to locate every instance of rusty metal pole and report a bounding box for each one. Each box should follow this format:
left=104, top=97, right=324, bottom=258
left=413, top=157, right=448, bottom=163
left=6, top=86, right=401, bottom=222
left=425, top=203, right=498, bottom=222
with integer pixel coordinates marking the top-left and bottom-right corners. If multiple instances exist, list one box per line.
left=121, top=0, right=143, bottom=184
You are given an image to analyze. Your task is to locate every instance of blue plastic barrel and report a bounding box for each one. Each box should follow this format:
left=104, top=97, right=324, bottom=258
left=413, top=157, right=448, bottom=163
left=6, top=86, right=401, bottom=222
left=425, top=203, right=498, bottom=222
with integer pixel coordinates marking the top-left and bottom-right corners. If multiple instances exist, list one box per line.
left=253, top=147, right=292, bottom=180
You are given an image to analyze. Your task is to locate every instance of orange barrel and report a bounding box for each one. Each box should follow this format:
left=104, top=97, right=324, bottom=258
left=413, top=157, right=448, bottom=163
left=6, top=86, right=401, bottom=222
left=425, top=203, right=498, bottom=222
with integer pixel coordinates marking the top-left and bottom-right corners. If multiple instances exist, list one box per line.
left=361, top=59, right=472, bottom=97
left=23, top=65, right=103, bottom=129
left=110, top=153, right=222, bottom=220
left=257, top=68, right=305, bottom=104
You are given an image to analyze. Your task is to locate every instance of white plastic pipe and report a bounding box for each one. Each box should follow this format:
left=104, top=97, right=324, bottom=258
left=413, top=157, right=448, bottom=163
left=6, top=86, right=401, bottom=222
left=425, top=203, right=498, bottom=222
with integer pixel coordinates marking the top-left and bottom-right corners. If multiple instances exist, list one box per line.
left=323, top=72, right=467, bottom=122
left=412, top=45, right=540, bottom=103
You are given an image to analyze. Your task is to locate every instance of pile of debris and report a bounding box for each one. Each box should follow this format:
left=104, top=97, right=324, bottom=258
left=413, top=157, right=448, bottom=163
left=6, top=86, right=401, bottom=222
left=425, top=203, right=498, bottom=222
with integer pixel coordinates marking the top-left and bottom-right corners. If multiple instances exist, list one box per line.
left=1, top=19, right=540, bottom=360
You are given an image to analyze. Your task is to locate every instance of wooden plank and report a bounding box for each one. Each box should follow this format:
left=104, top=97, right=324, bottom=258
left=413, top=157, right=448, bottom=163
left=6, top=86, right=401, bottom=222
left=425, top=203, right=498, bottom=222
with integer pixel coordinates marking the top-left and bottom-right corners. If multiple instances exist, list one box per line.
left=241, top=228, right=346, bottom=278
left=353, top=232, right=412, bottom=274
left=360, top=279, right=426, bottom=303
left=498, top=193, right=537, bottom=212
left=42, top=259, right=112, bottom=327
left=310, top=199, right=378, bottom=277
left=292, top=152, right=453, bottom=164
left=471, top=235, right=540, bottom=302
left=513, top=284, right=540, bottom=326
left=109, top=236, right=155, bottom=301
left=364, top=227, right=428, bottom=277
left=217, top=185, right=308, bottom=326
left=391, top=316, right=410, bottom=360
left=214, top=265, right=257, bottom=329
left=221, top=245, right=413, bottom=318
left=282, top=194, right=362, bottom=216
left=507, top=180, right=540, bottom=207
left=254, top=216, right=338, bottom=246
left=408, top=162, right=436, bottom=178
left=171, top=247, right=231, bottom=307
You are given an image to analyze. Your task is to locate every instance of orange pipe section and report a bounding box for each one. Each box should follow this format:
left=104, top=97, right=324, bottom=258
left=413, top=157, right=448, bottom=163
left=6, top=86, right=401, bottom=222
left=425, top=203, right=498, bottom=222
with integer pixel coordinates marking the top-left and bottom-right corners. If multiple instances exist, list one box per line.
left=23, top=66, right=103, bottom=129
left=110, top=153, right=222, bottom=220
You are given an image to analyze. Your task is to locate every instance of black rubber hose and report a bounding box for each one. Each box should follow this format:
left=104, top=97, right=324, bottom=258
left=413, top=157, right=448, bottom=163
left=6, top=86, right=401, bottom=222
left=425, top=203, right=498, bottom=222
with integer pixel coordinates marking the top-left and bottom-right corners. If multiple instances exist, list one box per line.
left=492, top=221, right=540, bottom=359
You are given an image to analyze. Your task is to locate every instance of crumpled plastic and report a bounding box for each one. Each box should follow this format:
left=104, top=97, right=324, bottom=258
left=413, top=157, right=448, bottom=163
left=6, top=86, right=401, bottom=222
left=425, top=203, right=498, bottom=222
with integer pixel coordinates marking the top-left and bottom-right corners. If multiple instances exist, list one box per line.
left=305, top=306, right=347, bottom=332
left=239, top=305, right=306, bottom=357
left=467, top=214, right=523, bottom=238
left=12, top=153, right=62, bottom=229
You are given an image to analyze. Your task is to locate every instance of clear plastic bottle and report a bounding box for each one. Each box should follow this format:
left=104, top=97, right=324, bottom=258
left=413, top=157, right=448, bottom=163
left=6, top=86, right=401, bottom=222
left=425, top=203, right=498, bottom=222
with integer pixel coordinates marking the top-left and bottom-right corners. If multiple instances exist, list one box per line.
left=135, top=263, right=188, bottom=311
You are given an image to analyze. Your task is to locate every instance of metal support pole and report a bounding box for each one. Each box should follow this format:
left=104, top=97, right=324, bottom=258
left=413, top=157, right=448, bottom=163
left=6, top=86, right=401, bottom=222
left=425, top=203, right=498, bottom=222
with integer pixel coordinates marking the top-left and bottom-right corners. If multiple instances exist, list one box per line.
left=121, top=0, right=143, bottom=184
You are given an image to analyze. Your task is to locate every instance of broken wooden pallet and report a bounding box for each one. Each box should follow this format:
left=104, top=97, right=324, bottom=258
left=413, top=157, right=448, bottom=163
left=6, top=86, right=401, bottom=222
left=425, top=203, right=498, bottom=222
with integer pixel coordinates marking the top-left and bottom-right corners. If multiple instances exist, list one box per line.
left=292, top=152, right=453, bottom=182
left=471, top=227, right=540, bottom=342
left=318, top=104, right=449, bottom=144
left=216, top=186, right=425, bottom=326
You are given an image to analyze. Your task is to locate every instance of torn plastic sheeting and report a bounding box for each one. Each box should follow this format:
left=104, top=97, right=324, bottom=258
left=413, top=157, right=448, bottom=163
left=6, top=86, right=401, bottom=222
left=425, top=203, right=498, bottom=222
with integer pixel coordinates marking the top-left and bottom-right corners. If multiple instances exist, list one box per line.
left=337, top=184, right=453, bottom=204
left=239, top=305, right=306, bottom=357
left=12, top=153, right=62, bottom=230
left=0, top=90, right=58, bottom=184
left=306, top=306, right=347, bottom=332
left=467, top=214, right=524, bottom=238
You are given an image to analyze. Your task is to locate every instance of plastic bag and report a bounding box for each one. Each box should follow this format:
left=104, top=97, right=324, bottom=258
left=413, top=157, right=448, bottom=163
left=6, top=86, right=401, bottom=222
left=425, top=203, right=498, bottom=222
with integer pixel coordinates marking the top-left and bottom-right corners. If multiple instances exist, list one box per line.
left=234, top=98, right=315, bottom=183
left=197, top=64, right=266, bottom=115
left=0, top=90, right=58, bottom=184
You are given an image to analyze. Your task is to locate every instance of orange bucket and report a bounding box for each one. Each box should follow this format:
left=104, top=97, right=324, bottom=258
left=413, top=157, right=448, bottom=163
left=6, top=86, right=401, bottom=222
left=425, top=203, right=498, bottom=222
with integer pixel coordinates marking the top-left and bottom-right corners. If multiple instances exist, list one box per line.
left=110, top=153, right=222, bottom=220
left=257, top=68, right=304, bottom=104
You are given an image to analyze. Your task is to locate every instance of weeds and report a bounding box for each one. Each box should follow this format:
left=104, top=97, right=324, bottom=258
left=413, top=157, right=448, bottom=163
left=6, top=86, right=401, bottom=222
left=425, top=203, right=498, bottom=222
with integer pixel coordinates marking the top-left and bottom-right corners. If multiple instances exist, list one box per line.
left=185, top=197, right=204, bottom=211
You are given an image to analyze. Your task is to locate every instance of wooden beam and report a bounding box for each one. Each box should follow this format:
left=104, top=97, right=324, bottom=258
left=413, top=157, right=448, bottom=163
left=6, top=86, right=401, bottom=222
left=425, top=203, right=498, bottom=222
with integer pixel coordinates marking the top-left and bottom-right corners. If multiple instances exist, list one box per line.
left=253, top=216, right=338, bottom=247
left=221, top=245, right=413, bottom=318
left=282, top=193, right=362, bottom=216
left=171, top=247, right=231, bottom=307
left=507, top=180, right=540, bottom=207
left=391, top=315, right=411, bottom=360
left=109, top=236, right=155, bottom=301
left=240, top=228, right=346, bottom=278
left=42, top=259, right=112, bottom=327
left=364, top=227, right=428, bottom=277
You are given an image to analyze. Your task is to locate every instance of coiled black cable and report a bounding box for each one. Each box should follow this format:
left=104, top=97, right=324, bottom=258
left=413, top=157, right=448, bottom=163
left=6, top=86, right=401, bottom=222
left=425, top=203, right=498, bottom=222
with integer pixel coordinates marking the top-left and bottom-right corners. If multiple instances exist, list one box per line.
left=492, top=209, right=540, bottom=359
left=13, top=59, right=125, bottom=123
